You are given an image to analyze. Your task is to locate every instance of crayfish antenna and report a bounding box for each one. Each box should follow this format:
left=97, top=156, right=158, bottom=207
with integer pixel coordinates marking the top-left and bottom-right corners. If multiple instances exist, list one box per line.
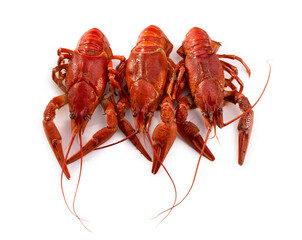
left=209, top=124, right=221, bottom=145
left=60, top=130, right=91, bottom=232
left=141, top=131, right=148, bottom=149
left=95, top=130, right=139, bottom=150
left=146, top=132, right=177, bottom=226
left=73, top=131, right=91, bottom=232
left=61, top=132, right=78, bottom=216
left=153, top=128, right=211, bottom=219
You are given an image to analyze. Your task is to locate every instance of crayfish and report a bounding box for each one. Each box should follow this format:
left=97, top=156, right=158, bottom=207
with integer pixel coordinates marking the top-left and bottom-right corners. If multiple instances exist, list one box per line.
left=43, top=28, right=125, bottom=179
left=173, top=27, right=253, bottom=165
left=115, top=25, right=178, bottom=174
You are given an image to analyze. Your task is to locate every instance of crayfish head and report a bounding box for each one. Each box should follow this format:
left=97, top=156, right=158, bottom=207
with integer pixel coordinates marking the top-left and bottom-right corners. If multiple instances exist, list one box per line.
left=130, top=80, right=159, bottom=133
left=77, top=28, right=113, bottom=57
left=195, top=78, right=224, bottom=130
left=137, top=25, right=173, bottom=56
left=68, top=82, right=98, bottom=134
left=181, top=27, right=214, bottom=56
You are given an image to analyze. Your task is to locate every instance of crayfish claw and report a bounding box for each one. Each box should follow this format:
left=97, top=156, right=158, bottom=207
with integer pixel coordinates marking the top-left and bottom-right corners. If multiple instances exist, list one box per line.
left=118, top=118, right=152, bottom=162
left=177, top=121, right=215, bottom=161
left=237, top=111, right=254, bottom=165
left=151, top=121, right=177, bottom=174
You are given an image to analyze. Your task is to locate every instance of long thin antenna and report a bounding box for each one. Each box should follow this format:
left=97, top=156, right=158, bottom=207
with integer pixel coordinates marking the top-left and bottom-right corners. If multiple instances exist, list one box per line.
left=152, top=128, right=211, bottom=219
left=95, top=130, right=138, bottom=150
left=60, top=130, right=91, bottom=231
left=146, top=132, right=177, bottom=226
left=72, top=131, right=92, bottom=232
left=61, top=133, right=79, bottom=217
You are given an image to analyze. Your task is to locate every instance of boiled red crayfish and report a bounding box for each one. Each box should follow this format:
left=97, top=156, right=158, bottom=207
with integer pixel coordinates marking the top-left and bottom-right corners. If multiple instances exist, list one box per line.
left=43, top=28, right=125, bottom=179
left=173, top=27, right=253, bottom=165
left=115, top=25, right=177, bottom=174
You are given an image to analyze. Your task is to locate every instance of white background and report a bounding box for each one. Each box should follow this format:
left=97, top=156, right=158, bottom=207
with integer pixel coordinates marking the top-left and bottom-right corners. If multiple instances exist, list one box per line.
left=1, top=0, right=301, bottom=239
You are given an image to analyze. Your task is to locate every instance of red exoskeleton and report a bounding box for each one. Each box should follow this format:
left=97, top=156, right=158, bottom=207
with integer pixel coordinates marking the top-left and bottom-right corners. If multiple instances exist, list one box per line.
left=173, top=27, right=253, bottom=166
left=43, top=28, right=125, bottom=179
left=115, top=25, right=177, bottom=174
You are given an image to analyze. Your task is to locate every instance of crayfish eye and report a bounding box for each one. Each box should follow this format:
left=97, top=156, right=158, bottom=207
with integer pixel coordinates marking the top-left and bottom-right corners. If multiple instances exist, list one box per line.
left=203, top=110, right=209, bottom=118
left=218, top=108, right=223, bottom=115
left=133, top=112, right=137, bottom=117
left=70, top=112, right=75, bottom=119
left=83, top=115, right=91, bottom=121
